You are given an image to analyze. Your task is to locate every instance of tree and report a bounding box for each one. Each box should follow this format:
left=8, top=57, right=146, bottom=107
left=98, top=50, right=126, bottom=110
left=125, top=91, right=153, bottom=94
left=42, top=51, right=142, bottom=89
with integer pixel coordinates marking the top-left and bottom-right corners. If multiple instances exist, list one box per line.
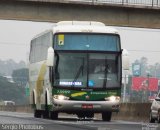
left=148, top=63, right=160, bottom=78
left=140, top=57, right=148, bottom=76
left=0, top=76, right=27, bottom=105
left=12, top=68, right=29, bottom=87
left=131, top=57, right=160, bottom=102
left=132, top=57, right=149, bottom=77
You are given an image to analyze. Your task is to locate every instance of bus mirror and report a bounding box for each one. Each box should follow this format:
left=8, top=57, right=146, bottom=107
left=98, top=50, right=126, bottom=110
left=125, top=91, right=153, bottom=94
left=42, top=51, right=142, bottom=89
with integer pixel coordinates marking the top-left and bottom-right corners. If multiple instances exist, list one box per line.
left=47, top=47, right=54, bottom=67
left=122, top=49, right=129, bottom=70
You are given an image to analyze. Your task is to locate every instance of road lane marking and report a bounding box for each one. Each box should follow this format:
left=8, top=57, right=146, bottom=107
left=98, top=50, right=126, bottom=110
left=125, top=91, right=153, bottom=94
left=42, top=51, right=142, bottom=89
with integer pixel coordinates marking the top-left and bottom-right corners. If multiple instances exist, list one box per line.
left=97, top=127, right=120, bottom=130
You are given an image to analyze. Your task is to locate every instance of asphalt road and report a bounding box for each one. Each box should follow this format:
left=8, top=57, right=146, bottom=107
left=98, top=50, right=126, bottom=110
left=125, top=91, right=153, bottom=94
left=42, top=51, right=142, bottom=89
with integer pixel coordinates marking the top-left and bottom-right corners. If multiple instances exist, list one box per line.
left=0, top=111, right=159, bottom=130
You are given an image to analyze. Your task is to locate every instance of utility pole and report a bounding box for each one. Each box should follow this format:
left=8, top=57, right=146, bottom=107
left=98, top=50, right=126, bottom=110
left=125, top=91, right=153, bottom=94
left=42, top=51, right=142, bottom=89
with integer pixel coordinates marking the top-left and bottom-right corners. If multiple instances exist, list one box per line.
left=123, top=70, right=127, bottom=102
left=122, top=49, right=129, bottom=103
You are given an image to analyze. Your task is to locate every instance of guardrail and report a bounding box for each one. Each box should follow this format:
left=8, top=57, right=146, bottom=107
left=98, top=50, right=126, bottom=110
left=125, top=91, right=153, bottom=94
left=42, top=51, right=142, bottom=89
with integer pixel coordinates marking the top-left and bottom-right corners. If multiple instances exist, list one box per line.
left=18, top=0, right=160, bottom=8
left=0, top=105, right=33, bottom=113
left=66, top=0, right=160, bottom=8
left=0, top=105, right=16, bottom=112
left=112, top=103, right=151, bottom=122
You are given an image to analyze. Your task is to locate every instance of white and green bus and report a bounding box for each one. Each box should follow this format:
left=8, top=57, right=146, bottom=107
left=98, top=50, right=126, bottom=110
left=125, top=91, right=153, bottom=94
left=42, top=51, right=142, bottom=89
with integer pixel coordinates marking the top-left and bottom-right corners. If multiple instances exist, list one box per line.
left=29, top=21, right=128, bottom=121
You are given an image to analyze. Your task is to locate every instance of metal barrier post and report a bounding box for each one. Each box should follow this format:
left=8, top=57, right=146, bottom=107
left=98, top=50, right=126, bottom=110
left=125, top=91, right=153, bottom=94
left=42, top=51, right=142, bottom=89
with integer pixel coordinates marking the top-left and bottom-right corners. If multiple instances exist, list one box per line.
left=92, top=0, right=94, bottom=4
left=126, top=0, right=128, bottom=4
left=152, top=0, right=154, bottom=7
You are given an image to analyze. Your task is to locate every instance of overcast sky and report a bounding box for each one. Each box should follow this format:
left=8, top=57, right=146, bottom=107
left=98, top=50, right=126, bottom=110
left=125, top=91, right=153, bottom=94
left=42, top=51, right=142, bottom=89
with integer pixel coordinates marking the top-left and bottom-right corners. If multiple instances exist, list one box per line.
left=116, top=26, right=160, bottom=65
left=0, top=20, right=160, bottom=65
left=0, top=20, right=53, bottom=63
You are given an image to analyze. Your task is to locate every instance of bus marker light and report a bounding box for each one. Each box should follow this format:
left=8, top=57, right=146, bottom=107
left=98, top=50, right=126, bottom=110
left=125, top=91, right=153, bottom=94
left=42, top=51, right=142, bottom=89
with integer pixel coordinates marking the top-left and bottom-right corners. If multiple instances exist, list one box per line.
left=105, top=96, right=120, bottom=102
left=54, top=95, right=69, bottom=100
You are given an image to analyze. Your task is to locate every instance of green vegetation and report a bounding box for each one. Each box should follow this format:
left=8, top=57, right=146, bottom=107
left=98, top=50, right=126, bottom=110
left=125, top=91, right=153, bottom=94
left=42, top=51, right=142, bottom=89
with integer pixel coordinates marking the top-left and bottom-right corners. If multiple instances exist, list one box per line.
left=0, top=59, right=25, bottom=76
left=12, top=68, right=29, bottom=86
left=0, top=59, right=28, bottom=105
left=0, top=76, right=28, bottom=105
left=124, top=57, right=160, bottom=103
left=132, top=57, right=160, bottom=78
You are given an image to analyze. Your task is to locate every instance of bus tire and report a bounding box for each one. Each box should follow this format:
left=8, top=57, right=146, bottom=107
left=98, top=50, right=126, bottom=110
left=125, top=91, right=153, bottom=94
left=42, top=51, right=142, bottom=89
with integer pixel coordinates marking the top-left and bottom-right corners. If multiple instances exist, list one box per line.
left=43, top=93, right=49, bottom=119
left=102, top=112, right=112, bottom=121
left=50, top=111, right=58, bottom=120
left=34, top=110, right=41, bottom=118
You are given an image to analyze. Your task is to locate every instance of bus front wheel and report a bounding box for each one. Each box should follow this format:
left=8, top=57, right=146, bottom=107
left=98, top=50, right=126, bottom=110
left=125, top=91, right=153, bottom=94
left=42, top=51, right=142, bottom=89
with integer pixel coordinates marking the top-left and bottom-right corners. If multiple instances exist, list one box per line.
left=102, top=112, right=112, bottom=121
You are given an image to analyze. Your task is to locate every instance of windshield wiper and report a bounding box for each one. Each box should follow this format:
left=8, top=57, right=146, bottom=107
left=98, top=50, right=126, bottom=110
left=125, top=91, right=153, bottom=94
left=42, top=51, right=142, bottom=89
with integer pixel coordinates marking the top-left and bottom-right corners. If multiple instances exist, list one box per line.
left=103, top=59, right=108, bottom=88
left=71, top=65, right=83, bottom=87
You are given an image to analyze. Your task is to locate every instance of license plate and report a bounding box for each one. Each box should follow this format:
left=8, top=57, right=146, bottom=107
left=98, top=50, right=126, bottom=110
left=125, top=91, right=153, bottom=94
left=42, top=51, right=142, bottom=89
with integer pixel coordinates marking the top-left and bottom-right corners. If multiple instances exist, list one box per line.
left=82, top=104, right=93, bottom=109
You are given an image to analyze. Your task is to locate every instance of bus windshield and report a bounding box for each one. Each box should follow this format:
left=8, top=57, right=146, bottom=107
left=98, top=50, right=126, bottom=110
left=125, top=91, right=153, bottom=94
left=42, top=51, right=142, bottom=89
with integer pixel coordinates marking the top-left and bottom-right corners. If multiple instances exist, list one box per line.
left=53, top=52, right=121, bottom=89
left=54, top=34, right=120, bottom=51
left=53, top=33, right=121, bottom=89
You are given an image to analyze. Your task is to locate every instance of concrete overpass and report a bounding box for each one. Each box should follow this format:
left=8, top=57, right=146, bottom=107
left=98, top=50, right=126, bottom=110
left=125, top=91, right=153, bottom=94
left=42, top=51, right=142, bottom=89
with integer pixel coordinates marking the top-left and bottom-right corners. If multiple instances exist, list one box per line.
left=0, top=0, right=160, bottom=28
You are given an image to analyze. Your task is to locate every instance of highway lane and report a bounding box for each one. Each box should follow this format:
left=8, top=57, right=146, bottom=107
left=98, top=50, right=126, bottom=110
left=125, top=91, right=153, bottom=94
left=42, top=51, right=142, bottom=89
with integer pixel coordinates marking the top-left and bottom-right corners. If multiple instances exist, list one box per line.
left=0, top=111, right=159, bottom=130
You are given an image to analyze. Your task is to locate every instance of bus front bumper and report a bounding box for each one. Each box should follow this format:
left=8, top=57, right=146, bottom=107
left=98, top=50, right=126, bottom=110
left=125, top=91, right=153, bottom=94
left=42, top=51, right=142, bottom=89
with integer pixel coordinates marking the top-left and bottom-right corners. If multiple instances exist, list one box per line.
left=52, top=99, right=120, bottom=113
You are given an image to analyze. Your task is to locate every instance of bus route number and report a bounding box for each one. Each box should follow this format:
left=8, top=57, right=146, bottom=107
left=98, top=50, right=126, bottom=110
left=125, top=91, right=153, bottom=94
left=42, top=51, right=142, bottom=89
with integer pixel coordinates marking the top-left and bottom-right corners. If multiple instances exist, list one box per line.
left=57, top=90, right=70, bottom=94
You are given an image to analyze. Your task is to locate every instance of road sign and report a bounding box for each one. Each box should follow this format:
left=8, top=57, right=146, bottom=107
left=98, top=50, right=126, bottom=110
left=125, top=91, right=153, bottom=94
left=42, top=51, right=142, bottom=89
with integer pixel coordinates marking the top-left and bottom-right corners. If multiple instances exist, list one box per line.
left=25, top=83, right=30, bottom=96
left=132, top=63, right=141, bottom=76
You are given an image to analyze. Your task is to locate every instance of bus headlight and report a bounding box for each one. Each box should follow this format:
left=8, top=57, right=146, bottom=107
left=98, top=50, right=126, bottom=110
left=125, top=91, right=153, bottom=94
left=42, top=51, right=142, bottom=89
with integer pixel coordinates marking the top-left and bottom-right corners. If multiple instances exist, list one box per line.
left=53, top=95, right=70, bottom=100
left=105, top=96, right=120, bottom=102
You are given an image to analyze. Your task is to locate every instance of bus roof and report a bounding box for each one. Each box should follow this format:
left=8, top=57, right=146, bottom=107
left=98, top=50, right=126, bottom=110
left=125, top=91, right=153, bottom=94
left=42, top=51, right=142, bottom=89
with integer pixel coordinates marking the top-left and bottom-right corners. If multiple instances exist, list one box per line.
left=53, top=21, right=119, bottom=34
left=57, top=21, right=105, bottom=26
left=31, top=21, right=119, bottom=40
